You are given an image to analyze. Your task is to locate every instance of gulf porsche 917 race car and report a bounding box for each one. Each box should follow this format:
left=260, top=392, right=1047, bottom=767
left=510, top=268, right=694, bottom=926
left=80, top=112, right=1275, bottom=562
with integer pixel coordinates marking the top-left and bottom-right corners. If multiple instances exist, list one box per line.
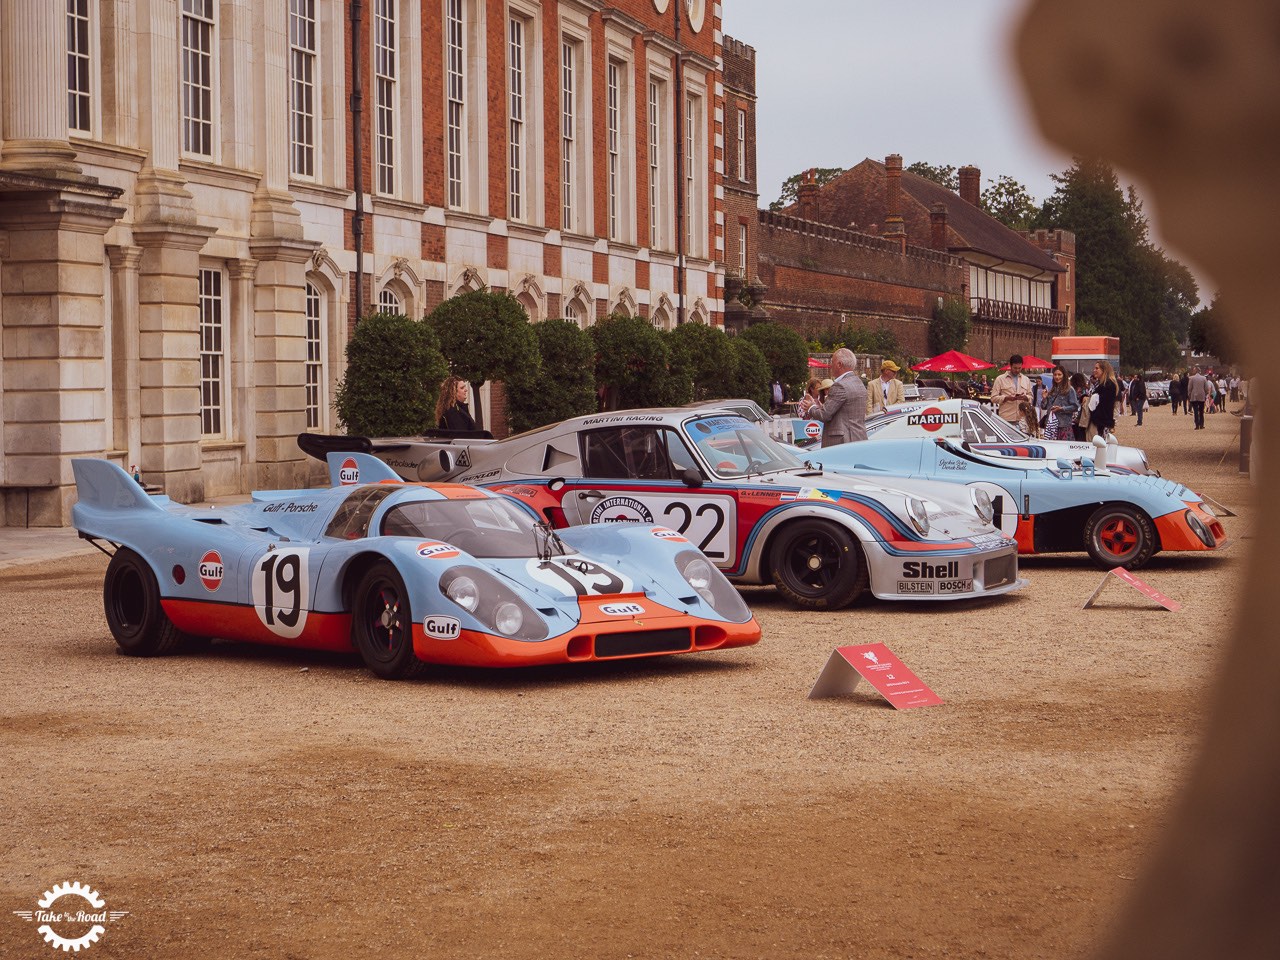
left=71, top=457, right=759, bottom=678
left=814, top=437, right=1227, bottom=569
left=864, top=398, right=1154, bottom=474
left=301, top=410, right=1025, bottom=610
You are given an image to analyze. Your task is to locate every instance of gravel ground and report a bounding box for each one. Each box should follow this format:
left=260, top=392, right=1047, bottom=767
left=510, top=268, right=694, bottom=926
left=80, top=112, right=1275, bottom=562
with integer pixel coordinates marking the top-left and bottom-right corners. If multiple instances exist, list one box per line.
left=0, top=402, right=1253, bottom=959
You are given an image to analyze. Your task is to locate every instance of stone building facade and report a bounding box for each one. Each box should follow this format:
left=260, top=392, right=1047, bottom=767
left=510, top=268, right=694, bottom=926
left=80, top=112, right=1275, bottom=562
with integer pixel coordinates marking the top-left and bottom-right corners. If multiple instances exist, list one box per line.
left=0, top=0, right=730, bottom=526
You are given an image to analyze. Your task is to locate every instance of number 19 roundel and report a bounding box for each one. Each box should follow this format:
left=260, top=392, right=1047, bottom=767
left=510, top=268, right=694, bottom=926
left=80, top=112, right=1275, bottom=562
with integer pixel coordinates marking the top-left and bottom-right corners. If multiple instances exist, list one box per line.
left=252, top=547, right=311, bottom=639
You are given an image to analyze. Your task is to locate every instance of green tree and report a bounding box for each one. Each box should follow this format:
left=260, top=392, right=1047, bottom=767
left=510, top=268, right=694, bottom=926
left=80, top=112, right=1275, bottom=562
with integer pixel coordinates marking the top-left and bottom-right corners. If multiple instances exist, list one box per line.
left=768, top=166, right=845, bottom=211
left=905, top=161, right=958, bottom=191
left=1033, top=157, right=1199, bottom=369
left=1189, top=296, right=1236, bottom=365
left=428, top=290, right=540, bottom=429
left=728, top=336, right=773, bottom=409
left=739, top=322, right=810, bottom=394
left=505, top=318, right=597, bottom=433
left=929, top=297, right=972, bottom=355
left=844, top=325, right=902, bottom=359
left=334, top=313, right=449, bottom=436
left=590, top=314, right=671, bottom=410
left=666, top=321, right=736, bottom=401
left=980, top=175, right=1038, bottom=230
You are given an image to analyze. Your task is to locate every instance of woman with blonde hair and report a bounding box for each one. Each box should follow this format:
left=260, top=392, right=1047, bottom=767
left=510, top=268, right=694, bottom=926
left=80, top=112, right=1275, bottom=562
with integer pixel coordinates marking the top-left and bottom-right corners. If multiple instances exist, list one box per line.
left=1088, top=360, right=1118, bottom=440
left=435, top=375, right=476, bottom=431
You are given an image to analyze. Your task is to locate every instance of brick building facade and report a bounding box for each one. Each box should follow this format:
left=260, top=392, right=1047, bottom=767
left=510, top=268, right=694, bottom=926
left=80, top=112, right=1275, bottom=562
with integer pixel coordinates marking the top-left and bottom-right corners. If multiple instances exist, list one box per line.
left=0, top=0, right=730, bottom=525
left=720, top=35, right=765, bottom=331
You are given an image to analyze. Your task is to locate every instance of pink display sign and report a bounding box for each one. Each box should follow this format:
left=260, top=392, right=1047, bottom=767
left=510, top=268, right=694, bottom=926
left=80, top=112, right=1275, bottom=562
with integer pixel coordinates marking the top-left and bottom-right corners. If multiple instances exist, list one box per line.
left=1083, top=567, right=1182, bottom=612
left=807, top=643, right=944, bottom=709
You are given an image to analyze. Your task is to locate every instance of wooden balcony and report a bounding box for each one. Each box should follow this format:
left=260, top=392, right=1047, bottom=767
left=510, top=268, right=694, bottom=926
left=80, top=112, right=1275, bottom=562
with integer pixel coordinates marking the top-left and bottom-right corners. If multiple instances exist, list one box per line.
left=971, top=298, right=1067, bottom=329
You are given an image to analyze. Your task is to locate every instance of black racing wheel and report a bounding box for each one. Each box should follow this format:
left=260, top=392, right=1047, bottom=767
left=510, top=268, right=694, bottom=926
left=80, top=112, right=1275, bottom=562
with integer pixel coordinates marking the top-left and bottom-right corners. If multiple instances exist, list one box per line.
left=769, top=519, right=869, bottom=610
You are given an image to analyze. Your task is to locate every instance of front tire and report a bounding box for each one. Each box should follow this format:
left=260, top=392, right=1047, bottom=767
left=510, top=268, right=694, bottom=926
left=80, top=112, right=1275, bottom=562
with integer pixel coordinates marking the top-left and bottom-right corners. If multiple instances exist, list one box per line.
left=1084, top=504, right=1157, bottom=569
left=352, top=562, right=427, bottom=679
left=103, top=547, right=190, bottom=656
left=769, top=519, right=869, bottom=610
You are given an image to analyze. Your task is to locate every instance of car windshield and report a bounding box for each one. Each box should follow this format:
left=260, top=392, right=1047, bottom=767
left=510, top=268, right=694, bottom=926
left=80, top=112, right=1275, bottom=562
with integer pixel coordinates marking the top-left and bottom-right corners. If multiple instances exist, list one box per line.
left=381, top=497, right=552, bottom=558
left=682, top=415, right=806, bottom=478
left=963, top=408, right=1026, bottom=443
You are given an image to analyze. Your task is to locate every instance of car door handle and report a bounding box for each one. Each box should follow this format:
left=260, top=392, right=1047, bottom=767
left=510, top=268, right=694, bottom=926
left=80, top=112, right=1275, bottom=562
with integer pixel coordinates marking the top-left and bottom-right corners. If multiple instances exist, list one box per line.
left=579, top=490, right=603, bottom=500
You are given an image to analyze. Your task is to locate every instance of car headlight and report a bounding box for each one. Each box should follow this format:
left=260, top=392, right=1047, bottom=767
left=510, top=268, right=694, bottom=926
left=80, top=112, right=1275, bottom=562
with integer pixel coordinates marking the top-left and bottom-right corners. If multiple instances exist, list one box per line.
left=676, top=550, right=753, bottom=622
left=1186, top=510, right=1216, bottom=547
left=905, top=497, right=930, bottom=536
left=446, top=574, right=479, bottom=612
left=970, top=487, right=994, bottom=525
left=1199, top=500, right=1216, bottom=519
left=439, top=566, right=547, bottom=641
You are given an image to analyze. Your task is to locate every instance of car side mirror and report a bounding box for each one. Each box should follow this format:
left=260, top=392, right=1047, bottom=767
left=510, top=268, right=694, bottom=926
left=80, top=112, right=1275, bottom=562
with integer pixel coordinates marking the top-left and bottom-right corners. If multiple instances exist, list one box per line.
left=681, top=468, right=704, bottom=489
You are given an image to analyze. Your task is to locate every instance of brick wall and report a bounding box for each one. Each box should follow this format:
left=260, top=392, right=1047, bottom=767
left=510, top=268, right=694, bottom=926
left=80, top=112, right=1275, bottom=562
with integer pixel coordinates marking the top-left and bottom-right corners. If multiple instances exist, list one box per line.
left=757, top=211, right=967, bottom=354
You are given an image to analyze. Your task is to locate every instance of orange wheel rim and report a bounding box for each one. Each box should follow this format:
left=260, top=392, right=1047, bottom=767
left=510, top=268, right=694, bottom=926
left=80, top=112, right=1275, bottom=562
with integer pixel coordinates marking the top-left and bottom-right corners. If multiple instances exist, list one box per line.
left=1100, top=518, right=1138, bottom=555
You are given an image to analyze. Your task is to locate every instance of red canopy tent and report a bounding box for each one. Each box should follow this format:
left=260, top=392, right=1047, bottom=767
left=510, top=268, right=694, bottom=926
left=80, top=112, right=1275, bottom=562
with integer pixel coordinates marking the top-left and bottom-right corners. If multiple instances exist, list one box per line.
left=911, top=350, right=995, bottom=373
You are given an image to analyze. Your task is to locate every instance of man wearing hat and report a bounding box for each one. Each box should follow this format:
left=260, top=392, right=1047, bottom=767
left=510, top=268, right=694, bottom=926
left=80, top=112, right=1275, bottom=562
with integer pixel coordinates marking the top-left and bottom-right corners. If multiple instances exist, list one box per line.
left=867, top=359, right=906, bottom=416
left=991, top=354, right=1032, bottom=426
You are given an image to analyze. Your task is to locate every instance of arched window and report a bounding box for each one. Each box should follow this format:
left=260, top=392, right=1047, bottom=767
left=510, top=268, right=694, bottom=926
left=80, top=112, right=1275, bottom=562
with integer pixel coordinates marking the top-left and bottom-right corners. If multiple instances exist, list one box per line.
left=378, top=287, right=402, bottom=314
left=650, top=304, right=671, bottom=331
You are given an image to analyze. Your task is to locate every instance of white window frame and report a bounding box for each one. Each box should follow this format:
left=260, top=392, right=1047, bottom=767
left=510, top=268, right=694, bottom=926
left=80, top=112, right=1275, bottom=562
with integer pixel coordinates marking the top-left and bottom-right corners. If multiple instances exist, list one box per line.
left=685, top=89, right=706, bottom=256
left=198, top=267, right=227, bottom=438
left=289, top=0, right=318, bottom=179
left=444, top=0, right=486, bottom=213
left=558, top=23, right=591, bottom=234
left=305, top=281, right=326, bottom=430
left=736, top=107, right=747, bottom=182
left=373, top=0, right=398, bottom=196
left=378, top=287, right=402, bottom=314
left=648, top=77, right=662, bottom=249
left=738, top=222, right=747, bottom=275
left=180, top=0, right=216, bottom=159
left=508, top=14, right=527, bottom=221
left=67, top=0, right=94, bottom=134
left=445, top=0, right=466, bottom=208
left=604, top=48, right=635, bottom=245
left=607, top=60, right=621, bottom=241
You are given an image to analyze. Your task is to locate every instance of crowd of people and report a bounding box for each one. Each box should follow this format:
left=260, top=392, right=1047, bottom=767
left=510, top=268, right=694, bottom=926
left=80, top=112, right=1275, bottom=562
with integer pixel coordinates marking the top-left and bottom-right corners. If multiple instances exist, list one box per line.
left=787, top=351, right=1248, bottom=449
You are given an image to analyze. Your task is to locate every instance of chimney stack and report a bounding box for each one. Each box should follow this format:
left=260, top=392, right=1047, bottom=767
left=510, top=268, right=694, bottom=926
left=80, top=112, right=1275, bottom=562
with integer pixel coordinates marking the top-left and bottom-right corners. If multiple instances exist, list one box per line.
left=930, top=202, right=948, bottom=251
left=797, top=168, right=819, bottom=220
left=958, top=165, right=981, bottom=206
left=884, top=216, right=907, bottom=254
left=885, top=154, right=903, bottom=221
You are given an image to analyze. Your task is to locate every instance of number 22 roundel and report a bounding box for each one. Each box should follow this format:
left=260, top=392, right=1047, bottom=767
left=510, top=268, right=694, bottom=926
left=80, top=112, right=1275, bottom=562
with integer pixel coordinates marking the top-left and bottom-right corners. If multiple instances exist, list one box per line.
left=252, top=547, right=311, bottom=639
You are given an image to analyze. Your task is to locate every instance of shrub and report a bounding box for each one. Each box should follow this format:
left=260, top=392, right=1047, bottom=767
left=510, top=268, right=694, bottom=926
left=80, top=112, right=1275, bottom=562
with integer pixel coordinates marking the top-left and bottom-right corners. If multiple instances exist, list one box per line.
left=334, top=313, right=449, bottom=436
left=506, top=319, right=597, bottom=433
left=728, top=336, right=773, bottom=410
left=590, top=314, right=671, bottom=409
left=428, top=290, right=540, bottom=427
left=667, top=321, right=736, bottom=401
left=739, top=322, right=810, bottom=394
left=929, top=296, right=972, bottom=355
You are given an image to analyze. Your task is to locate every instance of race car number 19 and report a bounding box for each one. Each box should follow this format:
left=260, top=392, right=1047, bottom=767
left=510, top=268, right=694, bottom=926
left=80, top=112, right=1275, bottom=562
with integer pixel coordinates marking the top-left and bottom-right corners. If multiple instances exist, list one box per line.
left=252, top=547, right=311, bottom=639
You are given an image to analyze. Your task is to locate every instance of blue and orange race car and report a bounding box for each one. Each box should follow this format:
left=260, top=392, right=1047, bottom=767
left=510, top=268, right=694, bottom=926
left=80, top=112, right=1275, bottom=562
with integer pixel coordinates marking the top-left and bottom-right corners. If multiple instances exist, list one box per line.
left=71, top=456, right=759, bottom=678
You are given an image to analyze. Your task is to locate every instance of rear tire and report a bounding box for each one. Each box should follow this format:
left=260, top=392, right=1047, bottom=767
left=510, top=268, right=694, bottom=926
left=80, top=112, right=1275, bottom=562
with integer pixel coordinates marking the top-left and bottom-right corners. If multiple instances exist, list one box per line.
left=769, top=519, right=869, bottom=610
left=352, top=562, right=427, bottom=679
left=1084, top=504, right=1157, bottom=569
left=103, top=547, right=190, bottom=656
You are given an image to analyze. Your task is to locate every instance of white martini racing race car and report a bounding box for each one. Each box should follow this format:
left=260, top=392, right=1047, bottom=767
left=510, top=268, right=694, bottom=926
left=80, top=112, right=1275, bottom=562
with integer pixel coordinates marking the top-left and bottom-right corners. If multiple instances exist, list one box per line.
left=864, top=398, right=1155, bottom=474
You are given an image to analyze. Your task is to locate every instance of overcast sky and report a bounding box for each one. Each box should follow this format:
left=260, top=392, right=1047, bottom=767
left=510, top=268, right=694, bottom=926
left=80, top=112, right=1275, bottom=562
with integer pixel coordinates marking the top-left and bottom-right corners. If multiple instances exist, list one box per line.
left=722, top=0, right=1069, bottom=207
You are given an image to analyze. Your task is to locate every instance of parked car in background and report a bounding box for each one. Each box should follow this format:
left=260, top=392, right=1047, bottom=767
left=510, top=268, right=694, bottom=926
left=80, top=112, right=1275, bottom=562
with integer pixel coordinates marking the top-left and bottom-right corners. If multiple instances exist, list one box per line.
left=683, top=398, right=824, bottom=449
left=1146, top=379, right=1171, bottom=405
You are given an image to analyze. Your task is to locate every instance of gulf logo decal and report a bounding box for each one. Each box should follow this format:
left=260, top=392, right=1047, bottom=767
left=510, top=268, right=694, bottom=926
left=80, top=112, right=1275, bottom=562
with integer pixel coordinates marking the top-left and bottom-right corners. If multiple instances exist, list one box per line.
left=339, top=457, right=360, bottom=485
left=417, top=541, right=461, bottom=560
left=653, top=527, right=688, bottom=543
left=198, top=550, right=224, bottom=591
left=805, top=421, right=822, bottom=438
left=600, top=602, right=645, bottom=616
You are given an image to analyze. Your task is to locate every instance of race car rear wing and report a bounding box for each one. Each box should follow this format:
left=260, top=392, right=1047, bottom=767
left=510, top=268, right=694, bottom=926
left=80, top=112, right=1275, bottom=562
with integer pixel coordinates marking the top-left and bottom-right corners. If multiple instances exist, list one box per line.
left=297, top=432, right=489, bottom=482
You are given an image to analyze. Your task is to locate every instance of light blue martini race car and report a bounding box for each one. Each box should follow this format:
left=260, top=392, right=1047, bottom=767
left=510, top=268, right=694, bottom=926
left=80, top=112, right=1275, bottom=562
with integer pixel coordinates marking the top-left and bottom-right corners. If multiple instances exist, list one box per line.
left=70, top=456, right=760, bottom=678
left=814, top=436, right=1228, bottom=569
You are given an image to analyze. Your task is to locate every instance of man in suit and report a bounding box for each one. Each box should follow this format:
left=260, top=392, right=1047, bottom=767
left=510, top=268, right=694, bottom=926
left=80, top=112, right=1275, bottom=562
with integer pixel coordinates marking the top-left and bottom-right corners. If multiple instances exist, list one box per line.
left=1187, top=365, right=1210, bottom=429
left=798, top=348, right=868, bottom=446
left=867, top=359, right=906, bottom=416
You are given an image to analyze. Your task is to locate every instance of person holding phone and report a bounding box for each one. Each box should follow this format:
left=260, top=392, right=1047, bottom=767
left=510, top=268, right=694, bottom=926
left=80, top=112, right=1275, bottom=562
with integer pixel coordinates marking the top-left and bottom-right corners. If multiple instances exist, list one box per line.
left=991, top=354, right=1032, bottom=426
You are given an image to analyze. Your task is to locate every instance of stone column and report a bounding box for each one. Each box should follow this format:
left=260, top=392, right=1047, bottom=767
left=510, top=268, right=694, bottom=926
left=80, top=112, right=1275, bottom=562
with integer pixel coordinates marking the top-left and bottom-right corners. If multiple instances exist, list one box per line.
left=250, top=1, right=305, bottom=240
left=248, top=237, right=318, bottom=490
left=133, top=222, right=217, bottom=505
left=134, top=0, right=200, bottom=228
left=105, top=244, right=143, bottom=465
left=228, top=257, right=259, bottom=492
left=0, top=182, right=125, bottom=525
left=0, top=0, right=80, bottom=174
